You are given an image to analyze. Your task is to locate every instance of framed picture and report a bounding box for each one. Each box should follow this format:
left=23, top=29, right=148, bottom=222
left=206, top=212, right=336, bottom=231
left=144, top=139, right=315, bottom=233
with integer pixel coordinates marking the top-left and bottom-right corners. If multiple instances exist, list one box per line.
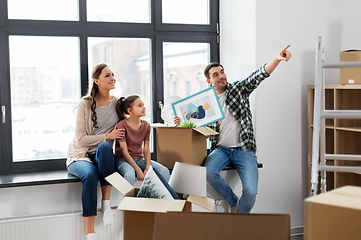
left=171, top=87, right=225, bottom=127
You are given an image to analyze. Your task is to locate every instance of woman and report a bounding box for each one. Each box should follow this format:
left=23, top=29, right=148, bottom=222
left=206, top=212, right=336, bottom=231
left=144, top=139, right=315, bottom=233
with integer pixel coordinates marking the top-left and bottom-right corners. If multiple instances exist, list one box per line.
left=67, top=63, right=124, bottom=240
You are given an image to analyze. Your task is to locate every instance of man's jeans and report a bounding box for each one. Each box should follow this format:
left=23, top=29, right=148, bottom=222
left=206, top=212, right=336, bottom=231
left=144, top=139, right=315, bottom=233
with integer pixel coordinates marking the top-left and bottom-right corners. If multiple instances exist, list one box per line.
left=68, top=142, right=115, bottom=217
left=204, top=146, right=258, bottom=213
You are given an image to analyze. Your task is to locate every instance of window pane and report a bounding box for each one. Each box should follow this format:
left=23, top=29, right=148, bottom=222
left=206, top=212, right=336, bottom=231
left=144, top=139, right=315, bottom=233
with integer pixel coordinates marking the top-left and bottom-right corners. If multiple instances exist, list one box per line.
left=163, top=42, right=209, bottom=101
left=162, top=0, right=209, bottom=24
left=9, top=36, right=80, bottom=162
left=8, top=0, right=78, bottom=21
left=87, top=0, right=150, bottom=23
left=88, top=37, right=153, bottom=145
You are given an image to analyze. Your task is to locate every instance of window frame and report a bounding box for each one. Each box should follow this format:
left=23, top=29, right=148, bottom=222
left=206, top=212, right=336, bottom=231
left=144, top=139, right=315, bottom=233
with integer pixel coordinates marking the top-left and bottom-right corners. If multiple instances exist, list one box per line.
left=155, top=0, right=218, bottom=32
left=0, top=0, right=219, bottom=174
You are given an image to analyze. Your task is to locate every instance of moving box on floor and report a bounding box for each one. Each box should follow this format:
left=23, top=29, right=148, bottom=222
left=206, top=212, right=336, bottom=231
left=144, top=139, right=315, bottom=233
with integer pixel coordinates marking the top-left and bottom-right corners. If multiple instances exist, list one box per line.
left=124, top=211, right=290, bottom=240
left=304, top=185, right=361, bottom=240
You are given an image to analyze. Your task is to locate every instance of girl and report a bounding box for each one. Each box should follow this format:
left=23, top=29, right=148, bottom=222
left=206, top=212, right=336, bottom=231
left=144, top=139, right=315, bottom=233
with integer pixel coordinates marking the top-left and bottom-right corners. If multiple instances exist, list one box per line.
left=67, top=63, right=124, bottom=240
left=115, top=95, right=170, bottom=185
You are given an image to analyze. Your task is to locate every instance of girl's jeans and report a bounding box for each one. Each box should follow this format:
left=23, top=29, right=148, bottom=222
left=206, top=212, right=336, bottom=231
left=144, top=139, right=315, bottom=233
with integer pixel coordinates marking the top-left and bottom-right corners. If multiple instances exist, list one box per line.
left=116, top=158, right=170, bottom=186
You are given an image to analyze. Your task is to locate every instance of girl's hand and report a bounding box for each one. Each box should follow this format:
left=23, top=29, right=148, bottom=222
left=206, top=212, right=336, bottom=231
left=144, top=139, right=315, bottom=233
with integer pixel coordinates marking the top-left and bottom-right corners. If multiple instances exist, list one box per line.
left=174, top=116, right=181, bottom=126
left=136, top=168, right=145, bottom=181
left=107, top=125, right=125, bottom=139
left=144, top=166, right=150, bottom=176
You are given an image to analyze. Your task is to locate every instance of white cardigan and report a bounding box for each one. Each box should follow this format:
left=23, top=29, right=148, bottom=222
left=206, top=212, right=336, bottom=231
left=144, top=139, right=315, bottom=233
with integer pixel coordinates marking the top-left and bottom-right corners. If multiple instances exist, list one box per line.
left=66, top=97, right=113, bottom=167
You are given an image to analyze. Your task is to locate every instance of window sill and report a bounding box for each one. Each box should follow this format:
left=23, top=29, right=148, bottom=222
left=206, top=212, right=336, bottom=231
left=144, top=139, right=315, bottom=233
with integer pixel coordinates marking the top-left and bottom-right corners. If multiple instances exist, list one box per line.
left=0, top=170, right=80, bottom=188
left=0, top=163, right=263, bottom=189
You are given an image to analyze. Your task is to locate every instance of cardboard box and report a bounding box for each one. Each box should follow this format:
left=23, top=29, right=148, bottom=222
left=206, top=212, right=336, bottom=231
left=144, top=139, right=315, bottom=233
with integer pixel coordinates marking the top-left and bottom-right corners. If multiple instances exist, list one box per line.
left=155, top=126, right=218, bottom=169
left=304, top=186, right=361, bottom=240
left=106, top=163, right=290, bottom=240
left=340, top=50, right=361, bottom=84
left=125, top=211, right=290, bottom=240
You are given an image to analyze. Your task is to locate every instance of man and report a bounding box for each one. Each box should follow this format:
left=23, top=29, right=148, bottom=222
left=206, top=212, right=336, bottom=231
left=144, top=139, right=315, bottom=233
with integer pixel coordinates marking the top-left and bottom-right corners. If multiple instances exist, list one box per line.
left=203, top=45, right=292, bottom=213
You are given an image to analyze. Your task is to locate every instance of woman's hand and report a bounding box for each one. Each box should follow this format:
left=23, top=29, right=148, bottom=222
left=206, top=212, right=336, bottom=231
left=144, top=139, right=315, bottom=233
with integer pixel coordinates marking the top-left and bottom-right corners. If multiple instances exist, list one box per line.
left=106, top=125, right=125, bottom=140
left=174, top=116, right=181, bottom=126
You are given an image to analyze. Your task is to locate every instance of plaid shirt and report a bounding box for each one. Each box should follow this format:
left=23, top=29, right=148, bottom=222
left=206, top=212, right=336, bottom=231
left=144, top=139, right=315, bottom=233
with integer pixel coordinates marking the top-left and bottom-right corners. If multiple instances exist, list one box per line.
left=208, top=65, right=270, bottom=152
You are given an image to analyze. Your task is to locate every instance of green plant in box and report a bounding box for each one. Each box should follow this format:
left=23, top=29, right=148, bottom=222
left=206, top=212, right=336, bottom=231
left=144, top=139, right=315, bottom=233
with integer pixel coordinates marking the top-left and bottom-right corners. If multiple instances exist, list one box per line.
left=178, top=120, right=197, bottom=128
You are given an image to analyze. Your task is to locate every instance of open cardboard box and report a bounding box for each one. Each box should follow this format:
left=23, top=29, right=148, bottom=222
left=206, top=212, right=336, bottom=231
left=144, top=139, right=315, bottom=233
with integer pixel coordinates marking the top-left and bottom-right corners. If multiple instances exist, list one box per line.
left=154, top=125, right=219, bottom=169
left=105, top=162, right=214, bottom=213
left=106, top=162, right=215, bottom=240
left=304, top=185, right=361, bottom=240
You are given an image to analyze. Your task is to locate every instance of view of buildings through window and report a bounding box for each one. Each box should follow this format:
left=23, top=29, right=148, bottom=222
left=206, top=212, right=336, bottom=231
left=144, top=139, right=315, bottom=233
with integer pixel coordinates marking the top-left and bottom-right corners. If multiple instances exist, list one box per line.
left=162, top=42, right=209, bottom=100
left=9, top=36, right=80, bottom=161
left=10, top=38, right=210, bottom=162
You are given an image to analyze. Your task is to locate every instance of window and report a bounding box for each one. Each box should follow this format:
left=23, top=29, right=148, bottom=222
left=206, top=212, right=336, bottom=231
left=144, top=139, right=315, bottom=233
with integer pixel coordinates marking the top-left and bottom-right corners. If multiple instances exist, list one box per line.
left=162, top=0, right=209, bottom=24
left=0, top=0, right=219, bottom=174
left=87, top=0, right=150, bottom=23
left=88, top=37, right=151, bottom=123
left=162, top=42, right=210, bottom=100
left=9, top=36, right=80, bottom=162
left=8, top=0, right=79, bottom=21
left=186, top=81, right=191, bottom=96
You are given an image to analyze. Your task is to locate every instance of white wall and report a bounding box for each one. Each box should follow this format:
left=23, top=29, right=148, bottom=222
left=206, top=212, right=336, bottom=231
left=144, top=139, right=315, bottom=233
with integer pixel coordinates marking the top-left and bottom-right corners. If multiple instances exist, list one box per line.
left=0, top=182, right=123, bottom=218
left=220, top=0, right=361, bottom=228
left=341, top=0, right=361, bottom=50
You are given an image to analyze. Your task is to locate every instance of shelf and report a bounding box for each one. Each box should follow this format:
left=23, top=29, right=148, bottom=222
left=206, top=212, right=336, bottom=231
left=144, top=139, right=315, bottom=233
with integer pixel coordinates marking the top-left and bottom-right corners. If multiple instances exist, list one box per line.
left=308, top=84, right=361, bottom=195
left=308, top=84, right=361, bottom=90
left=310, top=125, right=361, bottom=132
left=335, top=126, right=361, bottom=132
left=310, top=124, right=335, bottom=129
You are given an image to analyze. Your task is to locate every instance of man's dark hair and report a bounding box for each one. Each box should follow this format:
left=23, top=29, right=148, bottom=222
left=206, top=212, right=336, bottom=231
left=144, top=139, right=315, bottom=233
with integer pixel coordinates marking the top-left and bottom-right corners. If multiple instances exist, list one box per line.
left=204, top=62, right=224, bottom=79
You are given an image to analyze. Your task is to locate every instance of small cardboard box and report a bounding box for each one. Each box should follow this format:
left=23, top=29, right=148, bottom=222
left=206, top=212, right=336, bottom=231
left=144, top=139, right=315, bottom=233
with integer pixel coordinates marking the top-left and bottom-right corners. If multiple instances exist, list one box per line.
left=340, top=50, right=361, bottom=84
left=125, top=211, right=290, bottom=240
left=155, top=126, right=218, bottom=169
left=304, top=186, right=361, bottom=240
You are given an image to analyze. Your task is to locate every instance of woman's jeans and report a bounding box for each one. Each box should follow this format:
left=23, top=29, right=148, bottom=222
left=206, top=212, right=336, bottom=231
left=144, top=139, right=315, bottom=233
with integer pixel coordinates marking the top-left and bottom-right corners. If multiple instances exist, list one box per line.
left=116, top=158, right=170, bottom=186
left=68, top=142, right=115, bottom=217
left=204, top=146, right=258, bottom=213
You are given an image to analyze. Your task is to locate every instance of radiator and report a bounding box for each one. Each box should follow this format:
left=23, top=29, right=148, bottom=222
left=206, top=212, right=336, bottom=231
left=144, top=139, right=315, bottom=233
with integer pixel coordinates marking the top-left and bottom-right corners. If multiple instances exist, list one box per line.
left=0, top=204, right=209, bottom=240
left=0, top=209, right=123, bottom=240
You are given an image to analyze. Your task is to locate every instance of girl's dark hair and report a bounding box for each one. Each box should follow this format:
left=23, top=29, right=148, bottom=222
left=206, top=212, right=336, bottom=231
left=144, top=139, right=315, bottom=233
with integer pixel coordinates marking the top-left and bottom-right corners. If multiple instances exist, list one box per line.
left=116, top=95, right=140, bottom=121
left=86, top=63, right=108, bottom=128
